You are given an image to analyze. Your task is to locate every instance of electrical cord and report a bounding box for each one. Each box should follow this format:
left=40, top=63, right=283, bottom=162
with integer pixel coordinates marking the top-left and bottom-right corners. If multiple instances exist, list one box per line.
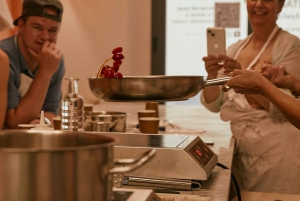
left=217, top=162, right=242, bottom=201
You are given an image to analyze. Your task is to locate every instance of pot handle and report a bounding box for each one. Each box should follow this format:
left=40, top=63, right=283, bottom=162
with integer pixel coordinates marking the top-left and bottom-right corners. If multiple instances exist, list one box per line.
left=204, top=77, right=231, bottom=88
left=108, top=149, right=156, bottom=174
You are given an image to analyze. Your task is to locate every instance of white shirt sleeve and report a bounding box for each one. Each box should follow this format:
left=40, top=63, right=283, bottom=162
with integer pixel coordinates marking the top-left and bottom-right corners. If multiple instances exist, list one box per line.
left=270, top=30, right=300, bottom=116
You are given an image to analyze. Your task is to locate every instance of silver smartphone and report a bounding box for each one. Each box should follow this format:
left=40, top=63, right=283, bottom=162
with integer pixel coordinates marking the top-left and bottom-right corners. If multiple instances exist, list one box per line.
left=206, top=27, right=226, bottom=58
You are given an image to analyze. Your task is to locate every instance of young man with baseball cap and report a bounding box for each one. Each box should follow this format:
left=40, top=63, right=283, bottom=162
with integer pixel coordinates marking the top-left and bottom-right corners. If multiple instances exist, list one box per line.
left=0, top=0, right=65, bottom=128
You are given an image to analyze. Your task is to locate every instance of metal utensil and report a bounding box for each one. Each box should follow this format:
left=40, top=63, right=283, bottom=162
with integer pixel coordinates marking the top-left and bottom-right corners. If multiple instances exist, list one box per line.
left=123, top=176, right=201, bottom=190
left=86, top=111, right=127, bottom=132
left=89, top=76, right=230, bottom=102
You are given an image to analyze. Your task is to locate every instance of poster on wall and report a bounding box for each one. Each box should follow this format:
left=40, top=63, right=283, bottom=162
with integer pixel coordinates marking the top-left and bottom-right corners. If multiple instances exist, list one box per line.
left=277, top=1, right=300, bottom=39
left=165, top=0, right=248, bottom=77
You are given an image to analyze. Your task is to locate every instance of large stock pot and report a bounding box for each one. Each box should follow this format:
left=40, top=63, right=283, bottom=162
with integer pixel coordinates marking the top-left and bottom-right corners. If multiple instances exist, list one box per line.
left=0, top=130, right=155, bottom=201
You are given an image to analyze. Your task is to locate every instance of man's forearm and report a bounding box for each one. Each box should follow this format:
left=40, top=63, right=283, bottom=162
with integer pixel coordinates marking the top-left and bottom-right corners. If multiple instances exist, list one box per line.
left=6, top=72, right=53, bottom=128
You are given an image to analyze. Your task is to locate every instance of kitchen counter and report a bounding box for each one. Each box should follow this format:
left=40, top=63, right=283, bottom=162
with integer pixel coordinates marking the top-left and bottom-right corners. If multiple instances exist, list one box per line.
left=93, top=101, right=235, bottom=201
left=231, top=191, right=300, bottom=201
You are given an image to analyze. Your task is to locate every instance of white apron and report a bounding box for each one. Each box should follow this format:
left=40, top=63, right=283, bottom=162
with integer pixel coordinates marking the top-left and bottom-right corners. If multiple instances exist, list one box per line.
left=14, top=35, right=33, bottom=98
left=18, top=73, right=33, bottom=97
left=220, top=26, right=300, bottom=194
left=223, top=98, right=300, bottom=193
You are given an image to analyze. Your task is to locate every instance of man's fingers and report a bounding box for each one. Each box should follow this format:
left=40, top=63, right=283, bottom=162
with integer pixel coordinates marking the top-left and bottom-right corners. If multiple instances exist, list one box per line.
left=48, top=42, right=56, bottom=50
left=42, top=41, right=50, bottom=49
left=56, top=49, right=63, bottom=58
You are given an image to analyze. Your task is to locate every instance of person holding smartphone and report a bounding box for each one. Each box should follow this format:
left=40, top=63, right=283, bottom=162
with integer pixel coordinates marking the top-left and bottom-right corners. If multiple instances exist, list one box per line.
left=201, top=0, right=300, bottom=194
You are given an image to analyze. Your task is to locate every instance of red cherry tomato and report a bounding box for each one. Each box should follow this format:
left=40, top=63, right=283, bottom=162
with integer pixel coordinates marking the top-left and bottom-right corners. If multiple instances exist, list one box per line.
left=104, top=68, right=116, bottom=78
left=113, top=60, right=122, bottom=66
left=112, top=64, right=120, bottom=73
left=115, top=72, right=123, bottom=78
left=100, top=65, right=109, bottom=76
left=97, top=47, right=125, bottom=78
left=112, top=47, right=123, bottom=54
left=112, top=53, right=124, bottom=61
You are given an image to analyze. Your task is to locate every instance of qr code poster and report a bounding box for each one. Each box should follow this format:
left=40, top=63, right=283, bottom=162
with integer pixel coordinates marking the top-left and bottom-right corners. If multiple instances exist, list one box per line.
left=215, top=3, right=240, bottom=28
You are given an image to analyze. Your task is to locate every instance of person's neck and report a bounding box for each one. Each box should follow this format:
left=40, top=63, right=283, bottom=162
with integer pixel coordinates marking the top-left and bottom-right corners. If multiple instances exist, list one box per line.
left=251, top=23, right=277, bottom=43
left=17, top=35, right=38, bottom=73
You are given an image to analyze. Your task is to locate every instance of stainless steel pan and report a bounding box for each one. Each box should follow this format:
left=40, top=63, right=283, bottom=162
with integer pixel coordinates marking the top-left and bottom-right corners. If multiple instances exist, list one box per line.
left=89, top=76, right=230, bottom=101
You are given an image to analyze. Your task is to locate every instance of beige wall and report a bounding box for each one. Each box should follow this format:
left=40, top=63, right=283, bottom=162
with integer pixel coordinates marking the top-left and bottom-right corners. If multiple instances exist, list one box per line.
left=58, top=0, right=151, bottom=103
left=0, top=0, right=21, bottom=38
left=1, top=0, right=152, bottom=104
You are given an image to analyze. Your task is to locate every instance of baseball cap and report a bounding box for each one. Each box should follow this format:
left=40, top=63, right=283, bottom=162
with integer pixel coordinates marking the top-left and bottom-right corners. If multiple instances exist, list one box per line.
left=13, top=0, right=63, bottom=26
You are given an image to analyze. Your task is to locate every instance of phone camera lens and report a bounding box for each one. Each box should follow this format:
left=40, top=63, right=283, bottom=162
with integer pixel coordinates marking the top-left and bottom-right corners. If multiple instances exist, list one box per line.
left=212, top=33, right=215, bottom=37
left=208, top=30, right=211, bottom=33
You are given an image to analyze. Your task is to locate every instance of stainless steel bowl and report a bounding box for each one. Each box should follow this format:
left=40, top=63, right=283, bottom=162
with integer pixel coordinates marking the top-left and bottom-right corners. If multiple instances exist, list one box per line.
left=89, top=121, right=110, bottom=132
left=88, top=76, right=230, bottom=102
left=84, top=111, right=127, bottom=132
